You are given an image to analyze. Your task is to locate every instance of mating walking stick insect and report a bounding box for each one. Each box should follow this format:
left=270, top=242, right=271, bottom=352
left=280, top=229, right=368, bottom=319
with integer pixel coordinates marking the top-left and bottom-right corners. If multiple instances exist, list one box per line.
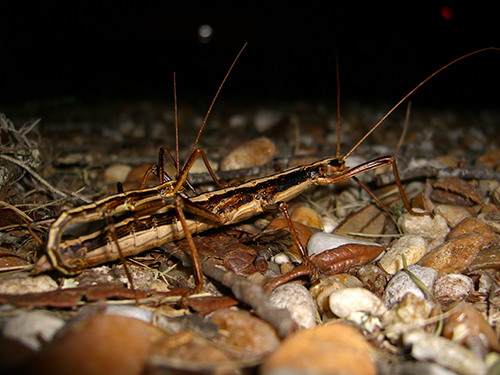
left=34, top=47, right=499, bottom=289
left=32, top=44, right=248, bottom=294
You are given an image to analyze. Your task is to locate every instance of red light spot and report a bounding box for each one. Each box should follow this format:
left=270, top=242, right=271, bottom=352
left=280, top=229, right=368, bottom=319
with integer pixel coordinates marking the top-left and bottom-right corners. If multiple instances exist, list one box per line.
left=441, top=6, right=454, bottom=21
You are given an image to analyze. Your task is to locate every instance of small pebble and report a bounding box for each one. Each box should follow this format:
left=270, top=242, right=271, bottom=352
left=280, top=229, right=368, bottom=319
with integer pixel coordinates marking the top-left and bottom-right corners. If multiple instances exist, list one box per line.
left=383, top=293, right=435, bottom=338
left=261, top=323, right=376, bottom=375
left=253, top=108, right=282, bottom=132
left=447, top=217, right=498, bottom=247
left=357, top=264, right=387, bottom=292
left=312, top=274, right=363, bottom=314
left=219, top=137, right=276, bottom=171
left=103, top=164, right=133, bottom=184
left=418, top=232, right=484, bottom=276
left=378, top=235, right=427, bottom=275
left=434, top=274, right=474, bottom=301
left=321, top=215, right=340, bottom=233
left=329, top=287, right=387, bottom=318
left=434, top=204, right=472, bottom=228
left=210, top=308, right=280, bottom=358
left=290, top=204, right=323, bottom=229
left=478, top=211, right=500, bottom=234
left=0, top=273, right=58, bottom=295
left=104, top=305, right=154, bottom=323
left=399, top=208, right=449, bottom=241
left=383, top=264, right=437, bottom=307
left=403, top=329, right=487, bottom=375
left=307, top=232, right=382, bottom=256
left=269, top=283, right=317, bottom=329
left=3, top=311, right=66, bottom=351
left=443, top=302, right=500, bottom=353
left=17, top=313, right=166, bottom=375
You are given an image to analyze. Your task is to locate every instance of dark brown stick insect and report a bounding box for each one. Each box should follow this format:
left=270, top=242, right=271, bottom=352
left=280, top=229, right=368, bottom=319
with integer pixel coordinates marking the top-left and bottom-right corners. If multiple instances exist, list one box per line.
left=34, top=47, right=499, bottom=293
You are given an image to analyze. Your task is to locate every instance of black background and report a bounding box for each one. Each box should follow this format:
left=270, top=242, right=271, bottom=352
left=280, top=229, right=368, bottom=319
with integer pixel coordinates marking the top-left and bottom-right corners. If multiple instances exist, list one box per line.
left=1, top=2, right=499, bottom=109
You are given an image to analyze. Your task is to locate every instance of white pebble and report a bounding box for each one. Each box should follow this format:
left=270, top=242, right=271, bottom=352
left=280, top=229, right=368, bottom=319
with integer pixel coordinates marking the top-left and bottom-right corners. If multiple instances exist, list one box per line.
left=270, top=283, right=317, bottom=329
left=399, top=208, right=449, bottom=241
left=403, top=330, right=487, bottom=375
left=329, top=287, right=387, bottom=318
left=383, top=264, right=437, bottom=307
left=306, top=232, right=382, bottom=257
left=228, top=114, right=248, bottom=128
left=3, top=311, right=66, bottom=351
left=253, top=108, right=282, bottom=132
left=379, top=235, right=428, bottom=275
left=103, top=164, right=132, bottom=184
left=104, top=305, right=154, bottom=323
left=434, top=274, right=474, bottom=301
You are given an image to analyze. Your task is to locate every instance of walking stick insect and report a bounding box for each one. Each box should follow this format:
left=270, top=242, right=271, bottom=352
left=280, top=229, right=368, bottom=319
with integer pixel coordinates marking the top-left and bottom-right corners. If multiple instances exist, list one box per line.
left=32, top=44, right=248, bottom=294
left=34, top=47, right=499, bottom=291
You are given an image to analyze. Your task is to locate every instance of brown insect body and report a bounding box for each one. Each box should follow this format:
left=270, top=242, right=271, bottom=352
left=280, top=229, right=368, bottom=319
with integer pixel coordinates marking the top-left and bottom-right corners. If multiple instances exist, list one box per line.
left=34, top=47, right=500, bottom=276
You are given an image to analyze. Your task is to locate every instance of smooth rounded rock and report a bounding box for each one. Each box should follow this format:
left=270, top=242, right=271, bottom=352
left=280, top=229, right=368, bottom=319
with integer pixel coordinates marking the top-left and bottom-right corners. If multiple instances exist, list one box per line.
left=329, top=287, right=387, bottom=318
left=261, top=323, right=376, bottom=375
left=270, top=283, right=317, bottom=329
left=434, top=274, right=474, bottom=301
left=379, top=235, right=427, bottom=275
left=3, top=311, right=66, bottom=351
left=434, top=204, right=472, bottom=228
left=219, top=137, right=276, bottom=171
left=418, top=232, right=484, bottom=276
left=403, top=330, right=487, bottom=375
left=383, top=264, right=437, bottom=307
left=399, top=208, right=449, bottom=241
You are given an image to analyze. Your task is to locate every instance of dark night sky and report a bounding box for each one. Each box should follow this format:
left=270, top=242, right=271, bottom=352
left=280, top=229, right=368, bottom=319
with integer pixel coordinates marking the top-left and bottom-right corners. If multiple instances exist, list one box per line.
left=1, top=3, right=499, bottom=109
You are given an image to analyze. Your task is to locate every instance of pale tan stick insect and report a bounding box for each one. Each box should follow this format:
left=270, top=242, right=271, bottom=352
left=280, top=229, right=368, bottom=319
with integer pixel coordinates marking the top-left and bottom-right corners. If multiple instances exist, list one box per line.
left=34, top=47, right=498, bottom=290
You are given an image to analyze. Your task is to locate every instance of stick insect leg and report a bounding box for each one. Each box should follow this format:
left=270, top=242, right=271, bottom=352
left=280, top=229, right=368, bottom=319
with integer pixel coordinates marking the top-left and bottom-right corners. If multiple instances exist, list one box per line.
left=28, top=217, right=55, bottom=246
left=278, top=202, right=321, bottom=283
left=174, top=196, right=205, bottom=299
left=333, top=156, right=431, bottom=217
left=106, top=219, right=139, bottom=304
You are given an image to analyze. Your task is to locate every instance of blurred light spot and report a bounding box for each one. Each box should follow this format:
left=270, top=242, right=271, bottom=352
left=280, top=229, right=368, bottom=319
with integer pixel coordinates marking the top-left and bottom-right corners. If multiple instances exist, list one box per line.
left=441, top=6, right=453, bottom=21
left=198, top=24, right=212, bottom=43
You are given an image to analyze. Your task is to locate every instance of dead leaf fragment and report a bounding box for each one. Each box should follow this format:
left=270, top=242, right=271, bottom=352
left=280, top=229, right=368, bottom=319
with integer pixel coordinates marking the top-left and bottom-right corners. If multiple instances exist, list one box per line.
left=432, top=177, right=484, bottom=206
left=311, top=243, right=386, bottom=275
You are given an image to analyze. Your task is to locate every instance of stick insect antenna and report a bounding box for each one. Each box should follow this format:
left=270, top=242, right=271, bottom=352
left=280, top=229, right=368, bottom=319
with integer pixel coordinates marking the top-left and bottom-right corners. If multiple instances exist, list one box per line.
left=342, top=47, right=500, bottom=160
left=190, top=43, right=248, bottom=154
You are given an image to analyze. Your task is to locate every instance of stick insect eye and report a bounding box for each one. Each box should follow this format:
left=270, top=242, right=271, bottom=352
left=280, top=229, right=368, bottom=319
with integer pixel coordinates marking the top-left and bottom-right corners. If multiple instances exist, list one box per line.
left=328, top=159, right=344, bottom=168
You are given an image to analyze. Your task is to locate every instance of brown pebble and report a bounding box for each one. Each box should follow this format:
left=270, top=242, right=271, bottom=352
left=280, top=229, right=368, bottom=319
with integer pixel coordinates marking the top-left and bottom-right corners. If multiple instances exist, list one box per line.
left=210, top=308, right=280, bottom=359
left=261, top=323, right=376, bottom=375
left=443, top=302, right=500, bottom=353
left=447, top=217, right=499, bottom=248
left=219, top=137, right=276, bottom=171
left=290, top=204, right=323, bottom=229
left=418, top=232, right=484, bottom=276
left=18, top=313, right=166, bottom=375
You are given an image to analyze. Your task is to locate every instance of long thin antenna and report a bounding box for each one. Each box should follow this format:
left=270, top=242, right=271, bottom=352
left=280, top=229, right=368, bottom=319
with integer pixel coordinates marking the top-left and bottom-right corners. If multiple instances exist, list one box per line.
left=190, top=43, right=248, bottom=155
left=174, top=72, right=180, bottom=179
left=394, top=101, right=411, bottom=158
left=335, top=50, right=341, bottom=159
left=342, top=47, right=500, bottom=160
